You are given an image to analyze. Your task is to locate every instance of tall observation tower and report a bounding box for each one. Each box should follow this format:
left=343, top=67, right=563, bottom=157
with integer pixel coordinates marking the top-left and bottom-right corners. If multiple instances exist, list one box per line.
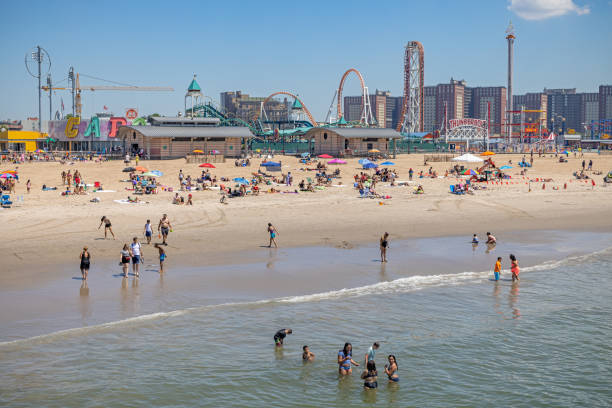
left=505, top=21, right=515, bottom=142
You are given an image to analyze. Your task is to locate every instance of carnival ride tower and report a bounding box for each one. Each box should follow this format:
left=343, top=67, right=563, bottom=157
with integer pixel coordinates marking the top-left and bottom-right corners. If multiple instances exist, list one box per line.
left=506, top=21, right=515, bottom=142
left=185, top=74, right=203, bottom=118
left=397, top=41, right=425, bottom=134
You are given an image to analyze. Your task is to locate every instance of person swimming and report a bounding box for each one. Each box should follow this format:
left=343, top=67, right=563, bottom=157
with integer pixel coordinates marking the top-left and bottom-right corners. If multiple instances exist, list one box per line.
left=361, top=360, right=378, bottom=389
left=384, top=355, right=399, bottom=382
left=302, top=345, right=315, bottom=362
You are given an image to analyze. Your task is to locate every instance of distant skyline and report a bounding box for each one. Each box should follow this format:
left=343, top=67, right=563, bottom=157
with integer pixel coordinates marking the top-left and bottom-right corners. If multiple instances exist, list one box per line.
left=1, top=0, right=610, bottom=122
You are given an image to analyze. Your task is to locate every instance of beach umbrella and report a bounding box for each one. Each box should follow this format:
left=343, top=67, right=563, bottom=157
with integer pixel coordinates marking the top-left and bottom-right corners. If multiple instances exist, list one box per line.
left=122, top=167, right=136, bottom=172
left=141, top=172, right=158, bottom=177
left=368, top=149, right=381, bottom=153
left=318, top=154, right=333, bottom=159
left=34, top=149, right=45, bottom=153
left=363, top=162, right=378, bottom=169
left=0, top=173, right=16, bottom=179
left=480, top=151, right=495, bottom=156
left=300, top=152, right=310, bottom=158
left=261, top=161, right=281, bottom=167
left=452, top=153, right=484, bottom=163
left=233, top=177, right=249, bottom=185
left=1, top=170, right=17, bottom=174
left=134, top=166, right=148, bottom=172
left=211, top=150, right=220, bottom=154
left=358, top=158, right=371, bottom=165
left=499, top=165, right=512, bottom=170
left=380, top=161, right=395, bottom=166
left=199, top=163, right=215, bottom=168
left=462, top=169, right=479, bottom=176
left=328, top=159, right=347, bottom=164
left=192, top=149, right=204, bottom=154
left=150, top=170, right=163, bottom=177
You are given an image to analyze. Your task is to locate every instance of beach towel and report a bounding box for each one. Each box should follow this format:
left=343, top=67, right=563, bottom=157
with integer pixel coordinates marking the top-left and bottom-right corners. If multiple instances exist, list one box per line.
left=114, top=199, right=147, bottom=205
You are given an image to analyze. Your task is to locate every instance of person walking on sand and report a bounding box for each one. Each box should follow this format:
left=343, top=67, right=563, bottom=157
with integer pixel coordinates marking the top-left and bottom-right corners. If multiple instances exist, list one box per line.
left=154, top=243, right=166, bottom=273
left=338, top=342, right=359, bottom=375
left=79, top=246, right=91, bottom=280
left=510, top=254, right=520, bottom=282
left=144, top=219, right=153, bottom=244
left=26, top=179, right=31, bottom=193
left=158, top=214, right=172, bottom=245
left=267, top=223, right=279, bottom=248
left=380, top=233, right=389, bottom=262
left=130, top=237, right=143, bottom=277
left=493, top=257, right=502, bottom=281
left=98, top=216, right=115, bottom=239
left=120, top=244, right=130, bottom=277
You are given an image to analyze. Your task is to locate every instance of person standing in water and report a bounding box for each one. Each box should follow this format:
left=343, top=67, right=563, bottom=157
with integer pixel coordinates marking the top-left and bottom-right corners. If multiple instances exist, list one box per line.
left=267, top=223, right=279, bottom=248
left=510, top=254, right=520, bottom=281
left=302, top=345, right=315, bottom=362
left=144, top=219, right=153, bottom=244
left=360, top=360, right=378, bottom=389
left=98, top=216, right=115, bottom=239
left=273, top=328, right=292, bottom=347
left=158, top=214, right=172, bottom=245
left=493, top=257, right=502, bottom=281
left=130, top=237, right=143, bottom=278
left=338, top=342, right=359, bottom=375
left=384, top=355, right=399, bottom=383
left=380, top=233, right=389, bottom=262
left=120, top=244, right=130, bottom=277
left=365, top=342, right=380, bottom=366
left=154, top=243, right=166, bottom=273
left=79, top=246, right=91, bottom=280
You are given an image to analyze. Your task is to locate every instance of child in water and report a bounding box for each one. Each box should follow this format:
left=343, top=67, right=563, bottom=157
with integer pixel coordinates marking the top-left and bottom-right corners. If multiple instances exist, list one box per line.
left=494, top=257, right=502, bottom=281
left=472, top=234, right=479, bottom=244
left=510, top=254, right=520, bottom=281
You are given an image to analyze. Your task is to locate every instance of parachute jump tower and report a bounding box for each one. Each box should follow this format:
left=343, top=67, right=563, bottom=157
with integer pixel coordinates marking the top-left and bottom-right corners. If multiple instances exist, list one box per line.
left=397, top=41, right=425, bottom=134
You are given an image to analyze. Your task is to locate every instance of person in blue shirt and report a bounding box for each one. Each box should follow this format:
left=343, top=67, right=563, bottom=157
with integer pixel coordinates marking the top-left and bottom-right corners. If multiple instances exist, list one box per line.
left=338, top=342, right=359, bottom=375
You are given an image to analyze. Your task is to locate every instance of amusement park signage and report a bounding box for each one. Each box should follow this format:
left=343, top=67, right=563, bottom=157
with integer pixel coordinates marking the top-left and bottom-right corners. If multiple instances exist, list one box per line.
left=48, top=116, right=146, bottom=141
left=449, top=118, right=487, bottom=129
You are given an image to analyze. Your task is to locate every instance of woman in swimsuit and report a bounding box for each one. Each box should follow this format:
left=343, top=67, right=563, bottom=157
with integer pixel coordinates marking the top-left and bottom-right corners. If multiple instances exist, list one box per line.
left=120, top=244, right=130, bottom=277
left=337, top=342, right=359, bottom=375
left=380, top=232, right=389, bottom=262
left=98, top=216, right=116, bottom=239
left=267, top=223, right=279, bottom=248
left=361, top=360, right=378, bottom=389
left=384, top=355, right=399, bottom=382
left=79, top=246, right=91, bottom=280
left=510, top=254, right=520, bottom=281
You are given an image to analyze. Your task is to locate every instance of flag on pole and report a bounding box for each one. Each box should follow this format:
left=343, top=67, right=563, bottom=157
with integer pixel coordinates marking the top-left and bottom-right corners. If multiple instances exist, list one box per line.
left=61, top=97, right=65, bottom=117
left=103, top=105, right=108, bottom=111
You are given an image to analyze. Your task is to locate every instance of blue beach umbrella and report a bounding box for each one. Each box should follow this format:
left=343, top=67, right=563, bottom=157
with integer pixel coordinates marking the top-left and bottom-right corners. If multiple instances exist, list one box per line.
left=363, top=162, right=378, bottom=169
left=233, top=177, right=249, bottom=185
left=300, top=152, right=310, bottom=158
left=150, top=170, right=163, bottom=177
left=358, top=158, right=371, bottom=165
left=380, top=161, right=395, bottom=166
left=499, top=165, right=512, bottom=170
left=261, top=161, right=281, bottom=167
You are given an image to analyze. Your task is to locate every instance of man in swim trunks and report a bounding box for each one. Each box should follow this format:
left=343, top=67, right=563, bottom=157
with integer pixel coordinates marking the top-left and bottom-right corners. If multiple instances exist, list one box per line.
left=486, top=232, right=496, bottom=244
left=273, top=328, right=292, bottom=347
left=158, top=214, right=172, bottom=245
left=365, top=342, right=380, bottom=366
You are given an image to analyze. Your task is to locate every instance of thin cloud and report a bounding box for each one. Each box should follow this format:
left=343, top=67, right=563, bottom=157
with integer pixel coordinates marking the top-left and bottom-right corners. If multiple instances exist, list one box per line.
left=508, top=0, right=590, bottom=20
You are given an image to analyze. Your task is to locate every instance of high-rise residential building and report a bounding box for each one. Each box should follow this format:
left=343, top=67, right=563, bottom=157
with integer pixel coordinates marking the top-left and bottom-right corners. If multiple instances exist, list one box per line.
left=435, top=79, right=466, bottom=130
left=423, top=86, right=437, bottom=132
left=513, top=92, right=548, bottom=128
left=343, top=90, right=402, bottom=129
left=220, top=91, right=289, bottom=123
left=544, top=88, right=582, bottom=132
left=463, top=87, right=473, bottom=119
left=470, top=87, right=507, bottom=136
left=599, top=85, right=612, bottom=120
left=581, top=93, right=599, bottom=130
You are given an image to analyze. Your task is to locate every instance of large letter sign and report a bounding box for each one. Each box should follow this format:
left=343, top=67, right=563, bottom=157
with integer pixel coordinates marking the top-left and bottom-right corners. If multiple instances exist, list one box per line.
left=109, top=117, right=127, bottom=138
left=84, top=116, right=100, bottom=138
left=65, top=117, right=81, bottom=138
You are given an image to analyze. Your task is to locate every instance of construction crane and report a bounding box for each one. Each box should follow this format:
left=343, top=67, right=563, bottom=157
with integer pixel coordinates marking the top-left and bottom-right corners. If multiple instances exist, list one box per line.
left=41, top=68, right=174, bottom=117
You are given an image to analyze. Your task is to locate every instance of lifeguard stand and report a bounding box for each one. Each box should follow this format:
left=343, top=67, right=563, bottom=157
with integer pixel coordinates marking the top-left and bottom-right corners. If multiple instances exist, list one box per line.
left=185, top=75, right=203, bottom=118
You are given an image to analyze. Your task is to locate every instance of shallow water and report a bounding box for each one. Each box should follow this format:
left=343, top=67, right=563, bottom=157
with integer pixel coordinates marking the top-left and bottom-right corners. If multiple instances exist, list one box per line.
left=1, top=233, right=612, bottom=407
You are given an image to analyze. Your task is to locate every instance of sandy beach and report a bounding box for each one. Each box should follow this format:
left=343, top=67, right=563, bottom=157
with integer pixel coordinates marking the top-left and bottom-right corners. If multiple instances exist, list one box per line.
left=2, top=152, right=611, bottom=283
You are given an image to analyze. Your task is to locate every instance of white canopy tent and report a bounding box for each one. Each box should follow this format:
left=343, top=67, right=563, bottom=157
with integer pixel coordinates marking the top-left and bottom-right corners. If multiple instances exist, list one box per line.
left=452, top=153, right=484, bottom=163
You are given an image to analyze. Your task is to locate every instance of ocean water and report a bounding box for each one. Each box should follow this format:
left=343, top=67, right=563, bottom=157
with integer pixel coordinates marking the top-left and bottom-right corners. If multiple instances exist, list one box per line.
left=1, top=236, right=612, bottom=407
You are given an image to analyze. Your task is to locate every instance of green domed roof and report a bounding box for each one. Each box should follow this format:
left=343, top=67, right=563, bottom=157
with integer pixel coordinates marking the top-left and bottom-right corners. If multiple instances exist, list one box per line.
left=188, top=75, right=201, bottom=92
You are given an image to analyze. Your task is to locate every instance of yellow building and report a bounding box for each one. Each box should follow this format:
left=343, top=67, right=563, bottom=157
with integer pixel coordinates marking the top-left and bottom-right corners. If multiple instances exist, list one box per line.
left=0, top=130, right=46, bottom=152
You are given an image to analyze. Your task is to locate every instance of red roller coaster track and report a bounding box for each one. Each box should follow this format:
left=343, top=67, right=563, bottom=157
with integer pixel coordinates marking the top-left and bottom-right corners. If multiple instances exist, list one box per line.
left=253, top=91, right=317, bottom=125
left=337, top=68, right=366, bottom=121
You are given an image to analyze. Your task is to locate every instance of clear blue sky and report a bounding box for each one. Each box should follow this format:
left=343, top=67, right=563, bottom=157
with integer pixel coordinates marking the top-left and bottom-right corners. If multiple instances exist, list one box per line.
left=1, top=0, right=610, bottom=122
